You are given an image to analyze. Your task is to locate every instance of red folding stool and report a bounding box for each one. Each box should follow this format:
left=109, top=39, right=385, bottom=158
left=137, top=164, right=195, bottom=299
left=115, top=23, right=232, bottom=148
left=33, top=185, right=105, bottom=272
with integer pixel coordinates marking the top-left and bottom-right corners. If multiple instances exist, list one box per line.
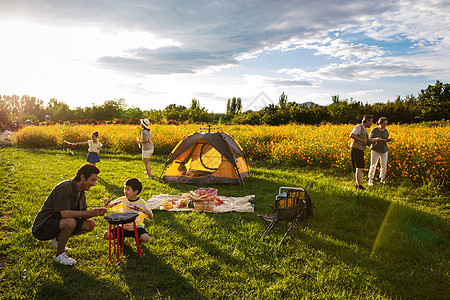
left=104, top=212, right=142, bottom=263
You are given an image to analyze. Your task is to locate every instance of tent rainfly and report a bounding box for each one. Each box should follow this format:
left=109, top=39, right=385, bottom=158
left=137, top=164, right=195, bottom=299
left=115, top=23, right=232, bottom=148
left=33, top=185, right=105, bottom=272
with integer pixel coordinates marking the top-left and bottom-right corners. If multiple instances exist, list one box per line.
left=159, top=131, right=249, bottom=185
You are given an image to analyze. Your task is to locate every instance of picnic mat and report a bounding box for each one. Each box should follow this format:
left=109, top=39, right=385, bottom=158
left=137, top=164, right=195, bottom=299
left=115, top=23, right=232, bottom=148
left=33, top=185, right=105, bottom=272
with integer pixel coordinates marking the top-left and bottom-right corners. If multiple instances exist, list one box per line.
left=147, top=194, right=255, bottom=213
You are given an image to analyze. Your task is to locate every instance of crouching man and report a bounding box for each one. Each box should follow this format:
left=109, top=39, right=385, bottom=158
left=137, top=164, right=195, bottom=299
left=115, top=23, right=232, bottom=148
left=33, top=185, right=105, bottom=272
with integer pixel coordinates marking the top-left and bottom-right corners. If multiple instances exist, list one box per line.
left=32, top=164, right=106, bottom=265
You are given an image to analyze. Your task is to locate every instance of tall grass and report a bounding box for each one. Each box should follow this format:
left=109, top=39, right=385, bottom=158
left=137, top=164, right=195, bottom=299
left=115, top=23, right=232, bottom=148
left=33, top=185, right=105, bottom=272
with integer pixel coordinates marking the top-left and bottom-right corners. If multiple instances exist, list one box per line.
left=0, top=148, right=448, bottom=299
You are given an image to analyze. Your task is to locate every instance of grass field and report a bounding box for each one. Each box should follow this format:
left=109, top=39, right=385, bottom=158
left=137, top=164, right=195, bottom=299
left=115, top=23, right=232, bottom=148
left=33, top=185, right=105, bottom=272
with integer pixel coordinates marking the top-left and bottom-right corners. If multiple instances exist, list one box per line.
left=0, top=148, right=449, bottom=299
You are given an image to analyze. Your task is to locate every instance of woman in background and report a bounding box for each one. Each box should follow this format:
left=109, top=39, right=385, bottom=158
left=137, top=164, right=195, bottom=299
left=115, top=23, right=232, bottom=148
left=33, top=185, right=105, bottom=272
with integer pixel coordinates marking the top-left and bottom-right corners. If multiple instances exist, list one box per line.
left=368, top=117, right=391, bottom=186
left=137, top=118, right=154, bottom=178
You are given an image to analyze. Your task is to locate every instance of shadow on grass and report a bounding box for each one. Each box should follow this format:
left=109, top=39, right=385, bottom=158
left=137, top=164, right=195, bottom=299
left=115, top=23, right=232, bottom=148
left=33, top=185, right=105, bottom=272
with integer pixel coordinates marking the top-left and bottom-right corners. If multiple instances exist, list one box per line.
left=160, top=213, right=245, bottom=266
left=121, top=248, right=207, bottom=300
left=96, top=178, right=123, bottom=198
left=199, top=167, right=450, bottom=299
left=299, top=200, right=449, bottom=299
left=268, top=174, right=450, bottom=299
left=36, top=266, right=125, bottom=299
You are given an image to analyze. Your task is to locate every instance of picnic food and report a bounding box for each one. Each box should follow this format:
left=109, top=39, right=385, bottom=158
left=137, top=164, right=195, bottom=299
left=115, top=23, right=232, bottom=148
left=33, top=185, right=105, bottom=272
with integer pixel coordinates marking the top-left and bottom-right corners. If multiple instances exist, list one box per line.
left=215, top=198, right=223, bottom=206
left=106, top=199, right=121, bottom=208
left=159, top=200, right=174, bottom=210
left=125, top=203, right=144, bottom=212
left=175, top=200, right=187, bottom=208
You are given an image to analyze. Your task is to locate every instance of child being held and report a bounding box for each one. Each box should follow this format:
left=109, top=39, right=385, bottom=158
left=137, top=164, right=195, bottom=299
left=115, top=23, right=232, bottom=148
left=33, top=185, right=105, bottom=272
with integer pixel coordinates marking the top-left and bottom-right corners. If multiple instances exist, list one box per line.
left=103, top=178, right=153, bottom=243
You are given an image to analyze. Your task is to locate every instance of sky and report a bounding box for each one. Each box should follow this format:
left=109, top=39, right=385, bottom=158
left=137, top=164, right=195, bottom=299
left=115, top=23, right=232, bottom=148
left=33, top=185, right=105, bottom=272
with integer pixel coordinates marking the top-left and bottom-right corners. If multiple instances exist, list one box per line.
left=1, top=1, right=449, bottom=113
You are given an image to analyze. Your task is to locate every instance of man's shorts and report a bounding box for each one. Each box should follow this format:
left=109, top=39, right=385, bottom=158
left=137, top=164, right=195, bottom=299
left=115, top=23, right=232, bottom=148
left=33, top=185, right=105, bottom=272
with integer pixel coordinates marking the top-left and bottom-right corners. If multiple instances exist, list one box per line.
left=32, top=218, right=85, bottom=241
left=108, top=226, right=148, bottom=240
left=351, top=148, right=365, bottom=169
left=142, top=149, right=154, bottom=159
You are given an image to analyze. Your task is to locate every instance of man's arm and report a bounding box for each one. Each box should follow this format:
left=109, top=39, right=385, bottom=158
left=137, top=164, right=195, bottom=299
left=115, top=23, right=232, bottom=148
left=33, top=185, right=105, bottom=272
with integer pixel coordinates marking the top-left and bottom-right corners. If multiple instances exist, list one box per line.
left=350, top=133, right=367, bottom=144
left=60, top=208, right=105, bottom=219
left=368, top=129, right=386, bottom=144
left=369, top=137, right=385, bottom=143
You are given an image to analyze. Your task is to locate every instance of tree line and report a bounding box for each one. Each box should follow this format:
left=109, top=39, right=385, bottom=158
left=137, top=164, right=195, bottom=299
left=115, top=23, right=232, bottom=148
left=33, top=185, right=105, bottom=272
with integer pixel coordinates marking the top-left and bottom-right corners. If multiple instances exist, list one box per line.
left=1, top=80, right=448, bottom=130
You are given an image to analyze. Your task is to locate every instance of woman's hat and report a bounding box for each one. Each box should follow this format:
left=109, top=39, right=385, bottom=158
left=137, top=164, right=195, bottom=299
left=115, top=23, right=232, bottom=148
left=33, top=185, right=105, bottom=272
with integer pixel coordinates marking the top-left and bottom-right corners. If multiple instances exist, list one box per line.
left=140, top=118, right=150, bottom=129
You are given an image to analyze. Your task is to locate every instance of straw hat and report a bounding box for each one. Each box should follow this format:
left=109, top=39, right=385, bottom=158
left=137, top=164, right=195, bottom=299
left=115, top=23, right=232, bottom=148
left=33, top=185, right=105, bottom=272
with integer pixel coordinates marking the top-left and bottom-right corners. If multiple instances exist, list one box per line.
left=140, top=118, right=150, bottom=129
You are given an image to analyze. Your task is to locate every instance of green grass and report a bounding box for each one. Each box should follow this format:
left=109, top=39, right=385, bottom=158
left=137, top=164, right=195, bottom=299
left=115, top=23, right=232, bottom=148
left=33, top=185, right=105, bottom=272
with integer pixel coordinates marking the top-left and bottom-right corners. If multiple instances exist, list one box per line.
left=0, top=148, right=448, bottom=299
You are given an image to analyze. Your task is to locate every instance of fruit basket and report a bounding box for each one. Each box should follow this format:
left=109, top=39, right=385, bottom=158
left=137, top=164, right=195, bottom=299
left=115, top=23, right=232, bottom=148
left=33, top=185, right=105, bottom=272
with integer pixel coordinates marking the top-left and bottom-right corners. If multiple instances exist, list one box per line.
left=190, top=188, right=218, bottom=212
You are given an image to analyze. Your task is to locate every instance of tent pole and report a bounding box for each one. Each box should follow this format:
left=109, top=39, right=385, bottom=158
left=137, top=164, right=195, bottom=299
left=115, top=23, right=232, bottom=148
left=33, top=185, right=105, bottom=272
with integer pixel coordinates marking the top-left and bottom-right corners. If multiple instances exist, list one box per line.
left=158, top=164, right=168, bottom=182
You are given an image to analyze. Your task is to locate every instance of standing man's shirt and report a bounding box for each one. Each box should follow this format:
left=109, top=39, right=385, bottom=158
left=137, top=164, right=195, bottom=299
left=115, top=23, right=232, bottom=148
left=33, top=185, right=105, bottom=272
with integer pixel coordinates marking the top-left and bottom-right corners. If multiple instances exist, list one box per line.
left=32, top=179, right=86, bottom=234
left=350, top=124, right=369, bottom=151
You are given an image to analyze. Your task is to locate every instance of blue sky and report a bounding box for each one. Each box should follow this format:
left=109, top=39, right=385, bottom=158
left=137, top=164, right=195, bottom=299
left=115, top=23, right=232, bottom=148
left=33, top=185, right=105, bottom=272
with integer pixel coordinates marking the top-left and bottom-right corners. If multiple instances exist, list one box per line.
left=1, top=1, right=449, bottom=113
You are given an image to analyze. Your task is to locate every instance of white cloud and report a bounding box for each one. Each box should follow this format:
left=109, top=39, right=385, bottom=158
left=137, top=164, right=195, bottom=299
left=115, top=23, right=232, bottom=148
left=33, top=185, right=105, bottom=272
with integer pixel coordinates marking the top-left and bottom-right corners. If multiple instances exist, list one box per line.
left=350, top=89, right=384, bottom=96
left=243, top=74, right=313, bottom=88
left=0, top=1, right=395, bottom=74
left=97, top=47, right=239, bottom=74
left=296, top=38, right=386, bottom=61
left=353, top=0, right=450, bottom=49
left=278, top=60, right=434, bottom=82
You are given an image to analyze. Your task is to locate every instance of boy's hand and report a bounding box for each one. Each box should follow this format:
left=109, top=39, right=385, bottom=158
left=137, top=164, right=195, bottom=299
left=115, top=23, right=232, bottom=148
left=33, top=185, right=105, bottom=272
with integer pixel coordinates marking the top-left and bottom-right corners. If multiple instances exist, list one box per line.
left=144, top=208, right=153, bottom=219
left=105, top=199, right=121, bottom=208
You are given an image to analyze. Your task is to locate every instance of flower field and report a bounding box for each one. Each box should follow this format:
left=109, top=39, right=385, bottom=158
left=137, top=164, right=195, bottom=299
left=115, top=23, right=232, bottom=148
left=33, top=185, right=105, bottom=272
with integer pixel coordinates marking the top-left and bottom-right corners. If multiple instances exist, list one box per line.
left=14, top=123, right=450, bottom=187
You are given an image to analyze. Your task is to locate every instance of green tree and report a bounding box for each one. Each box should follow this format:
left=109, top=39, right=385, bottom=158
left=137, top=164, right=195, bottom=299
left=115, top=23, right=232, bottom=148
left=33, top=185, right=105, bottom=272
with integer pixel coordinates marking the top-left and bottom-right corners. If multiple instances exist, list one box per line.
left=46, top=99, right=73, bottom=122
left=0, top=94, right=46, bottom=124
left=0, top=96, right=9, bottom=126
left=91, top=99, right=126, bottom=121
left=0, top=95, right=20, bottom=124
left=226, top=97, right=242, bottom=115
left=123, top=106, right=143, bottom=119
left=188, top=99, right=212, bottom=123
left=19, top=95, right=45, bottom=121
left=233, top=111, right=262, bottom=125
left=417, top=80, right=450, bottom=121
left=164, top=104, right=188, bottom=122
left=46, top=98, right=74, bottom=122
left=327, top=95, right=362, bottom=124
left=261, top=104, right=283, bottom=125
left=190, top=99, right=200, bottom=111
left=294, top=103, right=330, bottom=124
left=277, top=92, right=300, bottom=123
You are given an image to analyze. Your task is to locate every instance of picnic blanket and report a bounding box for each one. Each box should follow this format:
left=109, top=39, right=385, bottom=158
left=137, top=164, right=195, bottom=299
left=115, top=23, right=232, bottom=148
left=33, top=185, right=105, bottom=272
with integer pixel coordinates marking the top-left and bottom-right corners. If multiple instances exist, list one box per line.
left=147, top=194, right=255, bottom=213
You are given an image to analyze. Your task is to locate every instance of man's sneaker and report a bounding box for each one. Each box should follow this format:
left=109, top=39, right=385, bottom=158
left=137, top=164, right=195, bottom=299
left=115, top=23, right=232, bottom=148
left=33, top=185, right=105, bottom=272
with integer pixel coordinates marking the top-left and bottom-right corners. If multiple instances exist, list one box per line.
left=357, top=185, right=366, bottom=190
left=49, top=238, right=71, bottom=251
left=380, top=179, right=387, bottom=184
left=53, top=252, right=76, bottom=265
left=368, top=179, right=374, bottom=186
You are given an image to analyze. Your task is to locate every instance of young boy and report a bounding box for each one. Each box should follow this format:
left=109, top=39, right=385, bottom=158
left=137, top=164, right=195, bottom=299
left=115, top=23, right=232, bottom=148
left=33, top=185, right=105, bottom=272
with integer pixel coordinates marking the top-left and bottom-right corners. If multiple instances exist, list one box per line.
left=103, top=178, right=153, bottom=243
